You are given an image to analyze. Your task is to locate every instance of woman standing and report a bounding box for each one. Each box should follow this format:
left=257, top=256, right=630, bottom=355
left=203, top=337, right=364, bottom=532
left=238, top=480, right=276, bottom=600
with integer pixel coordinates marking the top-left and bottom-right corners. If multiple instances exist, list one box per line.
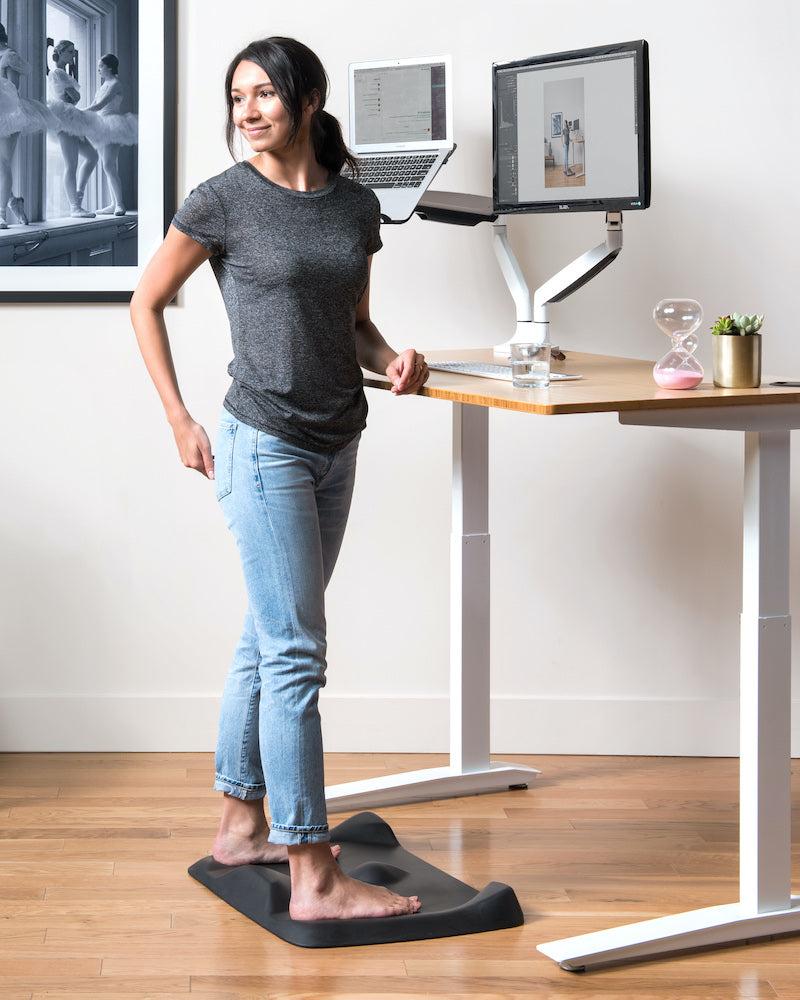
left=131, top=37, right=427, bottom=920
left=0, top=22, right=51, bottom=228
left=561, top=120, right=574, bottom=176
left=47, top=39, right=99, bottom=218
left=85, top=53, right=137, bottom=216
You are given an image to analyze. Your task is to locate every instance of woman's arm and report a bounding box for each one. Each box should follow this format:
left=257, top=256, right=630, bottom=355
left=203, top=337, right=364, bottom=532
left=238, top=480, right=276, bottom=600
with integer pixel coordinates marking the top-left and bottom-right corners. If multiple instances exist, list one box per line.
left=130, top=226, right=216, bottom=477
left=85, top=80, right=118, bottom=112
left=354, top=259, right=428, bottom=395
left=51, top=70, right=81, bottom=105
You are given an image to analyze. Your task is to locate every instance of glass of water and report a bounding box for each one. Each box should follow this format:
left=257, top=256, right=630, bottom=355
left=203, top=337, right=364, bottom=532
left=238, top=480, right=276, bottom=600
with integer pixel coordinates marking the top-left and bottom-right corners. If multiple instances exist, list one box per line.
left=511, top=342, right=551, bottom=388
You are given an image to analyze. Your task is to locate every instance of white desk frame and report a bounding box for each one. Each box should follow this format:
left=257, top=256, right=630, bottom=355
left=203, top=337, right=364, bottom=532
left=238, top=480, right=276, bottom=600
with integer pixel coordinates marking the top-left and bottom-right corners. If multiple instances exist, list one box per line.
left=539, top=402, right=800, bottom=969
left=325, top=402, right=539, bottom=812
left=326, top=368, right=800, bottom=968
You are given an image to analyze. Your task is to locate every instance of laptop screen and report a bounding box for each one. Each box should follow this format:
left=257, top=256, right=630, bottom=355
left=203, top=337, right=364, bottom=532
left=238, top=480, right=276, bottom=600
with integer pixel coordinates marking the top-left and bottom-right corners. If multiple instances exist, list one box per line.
left=349, top=57, right=452, bottom=151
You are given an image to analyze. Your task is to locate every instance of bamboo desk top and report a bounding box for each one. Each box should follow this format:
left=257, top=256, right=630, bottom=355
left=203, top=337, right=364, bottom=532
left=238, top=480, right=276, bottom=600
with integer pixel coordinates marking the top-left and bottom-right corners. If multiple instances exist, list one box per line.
left=362, top=349, right=800, bottom=417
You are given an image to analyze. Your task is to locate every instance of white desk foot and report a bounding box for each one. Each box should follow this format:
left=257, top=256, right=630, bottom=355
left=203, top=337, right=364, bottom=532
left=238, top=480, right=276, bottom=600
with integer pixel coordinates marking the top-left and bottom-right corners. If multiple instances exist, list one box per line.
left=325, top=761, right=539, bottom=813
left=538, top=897, right=800, bottom=971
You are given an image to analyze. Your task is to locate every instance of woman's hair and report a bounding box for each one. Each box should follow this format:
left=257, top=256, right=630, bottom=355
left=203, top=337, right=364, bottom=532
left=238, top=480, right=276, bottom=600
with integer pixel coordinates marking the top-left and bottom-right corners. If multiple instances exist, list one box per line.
left=100, top=53, right=119, bottom=75
left=224, top=36, right=357, bottom=174
left=0, top=23, right=8, bottom=47
left=52, top=40, right=75, bottom=63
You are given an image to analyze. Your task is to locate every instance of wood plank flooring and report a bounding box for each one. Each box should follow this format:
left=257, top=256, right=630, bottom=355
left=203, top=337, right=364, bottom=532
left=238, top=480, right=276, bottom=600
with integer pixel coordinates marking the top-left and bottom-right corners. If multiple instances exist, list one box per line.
left=1, top=752, right=799, bottom=998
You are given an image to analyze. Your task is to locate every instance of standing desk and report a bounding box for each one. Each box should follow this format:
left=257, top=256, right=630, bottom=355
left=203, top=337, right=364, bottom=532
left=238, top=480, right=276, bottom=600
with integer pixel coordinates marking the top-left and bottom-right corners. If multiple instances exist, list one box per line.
left=326, top=348, right=800, bottom=968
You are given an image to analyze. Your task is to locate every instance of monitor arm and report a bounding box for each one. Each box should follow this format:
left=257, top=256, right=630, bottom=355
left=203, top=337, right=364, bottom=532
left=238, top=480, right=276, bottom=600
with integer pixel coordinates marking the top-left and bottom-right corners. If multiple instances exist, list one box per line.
left=523, top=211, right=623, bottom=353
left=414, top=192, right=624, bottom=357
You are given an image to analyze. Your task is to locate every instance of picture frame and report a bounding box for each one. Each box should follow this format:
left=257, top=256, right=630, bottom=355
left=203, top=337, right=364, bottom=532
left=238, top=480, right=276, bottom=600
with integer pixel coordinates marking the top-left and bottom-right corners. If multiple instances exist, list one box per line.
left=550, top=112, right=562, bottom=138
left=0, top=0, right=176, bottom=302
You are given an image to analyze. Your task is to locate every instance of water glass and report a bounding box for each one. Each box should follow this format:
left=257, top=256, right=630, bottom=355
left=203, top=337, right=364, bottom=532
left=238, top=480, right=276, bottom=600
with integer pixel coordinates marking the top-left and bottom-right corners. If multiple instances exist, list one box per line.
left=511, top=342, right=551, bottom=388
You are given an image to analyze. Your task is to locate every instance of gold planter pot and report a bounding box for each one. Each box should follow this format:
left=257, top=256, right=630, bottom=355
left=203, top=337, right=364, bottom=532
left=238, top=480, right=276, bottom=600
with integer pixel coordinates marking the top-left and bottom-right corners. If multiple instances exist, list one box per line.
left=712, top=333, right=762, bottom=388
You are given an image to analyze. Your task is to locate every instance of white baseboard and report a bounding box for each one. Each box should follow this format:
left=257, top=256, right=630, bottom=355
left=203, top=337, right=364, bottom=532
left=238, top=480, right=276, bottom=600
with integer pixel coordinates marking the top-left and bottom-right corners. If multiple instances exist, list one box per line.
left=2, top=693, right=798, bottom=756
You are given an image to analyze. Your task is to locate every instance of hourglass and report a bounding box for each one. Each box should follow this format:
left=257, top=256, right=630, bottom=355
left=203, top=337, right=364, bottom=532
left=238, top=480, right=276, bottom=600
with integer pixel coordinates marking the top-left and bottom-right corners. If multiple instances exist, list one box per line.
left=652, top=299, right=705, bottom=389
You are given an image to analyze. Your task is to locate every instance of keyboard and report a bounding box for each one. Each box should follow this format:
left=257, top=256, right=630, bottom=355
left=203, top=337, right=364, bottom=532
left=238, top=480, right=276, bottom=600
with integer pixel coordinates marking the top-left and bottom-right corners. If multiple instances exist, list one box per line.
left=427, top=361, right=582, bottom=382
left=350, top=153, right=438, bottom=189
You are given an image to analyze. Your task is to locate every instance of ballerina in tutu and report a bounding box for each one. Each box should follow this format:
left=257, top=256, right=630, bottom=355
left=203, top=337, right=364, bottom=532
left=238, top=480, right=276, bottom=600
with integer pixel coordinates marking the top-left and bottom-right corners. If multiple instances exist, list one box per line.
left=47, top=39, right=100, bottom=218
left=85, top=53, right=137, bottom=216
left=0, top=22, right=52, bottom=229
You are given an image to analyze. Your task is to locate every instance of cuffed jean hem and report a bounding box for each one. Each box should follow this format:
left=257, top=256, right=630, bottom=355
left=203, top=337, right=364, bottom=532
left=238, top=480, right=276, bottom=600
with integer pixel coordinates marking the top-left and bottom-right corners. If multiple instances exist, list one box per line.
left=214, top=774, right=266, bottom=800
left=269, top=824, right=330, bottom=847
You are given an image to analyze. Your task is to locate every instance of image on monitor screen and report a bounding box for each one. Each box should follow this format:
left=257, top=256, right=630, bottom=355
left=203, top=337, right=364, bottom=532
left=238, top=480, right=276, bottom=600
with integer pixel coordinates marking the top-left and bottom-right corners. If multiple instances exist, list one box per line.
left=493, top=40, right=650, bottom=214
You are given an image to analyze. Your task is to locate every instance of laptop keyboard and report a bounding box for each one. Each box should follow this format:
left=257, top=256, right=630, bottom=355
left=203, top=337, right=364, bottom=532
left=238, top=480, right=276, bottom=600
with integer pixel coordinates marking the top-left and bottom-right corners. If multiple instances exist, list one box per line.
left=348, top=153, right=438, bottom=188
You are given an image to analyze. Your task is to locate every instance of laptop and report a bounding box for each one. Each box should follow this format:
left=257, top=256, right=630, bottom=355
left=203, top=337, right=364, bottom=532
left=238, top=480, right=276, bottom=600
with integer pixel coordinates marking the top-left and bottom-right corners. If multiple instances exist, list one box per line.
left=346, top=55, right=455, bottom=223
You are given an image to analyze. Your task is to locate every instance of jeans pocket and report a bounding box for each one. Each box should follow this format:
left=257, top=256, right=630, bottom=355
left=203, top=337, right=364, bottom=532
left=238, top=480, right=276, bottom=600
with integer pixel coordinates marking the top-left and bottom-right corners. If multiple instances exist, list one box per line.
left=215, top=420, right=237, bottom=501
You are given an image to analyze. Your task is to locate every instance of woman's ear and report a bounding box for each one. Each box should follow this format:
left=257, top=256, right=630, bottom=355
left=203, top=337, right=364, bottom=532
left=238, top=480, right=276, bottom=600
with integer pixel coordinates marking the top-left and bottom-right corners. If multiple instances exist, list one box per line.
left=304, top=89, right=322, bottom=116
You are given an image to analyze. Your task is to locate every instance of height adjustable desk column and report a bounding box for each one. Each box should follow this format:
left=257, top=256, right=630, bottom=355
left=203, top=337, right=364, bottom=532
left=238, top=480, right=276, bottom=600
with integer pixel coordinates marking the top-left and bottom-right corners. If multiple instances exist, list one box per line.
left=540, top=394, right=800, bottom=970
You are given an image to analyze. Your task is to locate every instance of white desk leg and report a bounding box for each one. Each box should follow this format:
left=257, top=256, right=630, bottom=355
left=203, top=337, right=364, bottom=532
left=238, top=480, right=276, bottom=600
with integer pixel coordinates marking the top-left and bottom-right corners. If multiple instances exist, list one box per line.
left=539, top=427, right=800, bottom=969
left=326, top=403, right=539, bottom=811
left=741, top=429, right=792, bottom=912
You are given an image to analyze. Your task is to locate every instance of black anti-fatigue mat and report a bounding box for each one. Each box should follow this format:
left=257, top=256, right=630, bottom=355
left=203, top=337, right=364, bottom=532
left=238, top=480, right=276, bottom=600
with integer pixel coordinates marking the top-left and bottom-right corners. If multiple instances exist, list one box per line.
left=188, top=810, right=523, bottom=948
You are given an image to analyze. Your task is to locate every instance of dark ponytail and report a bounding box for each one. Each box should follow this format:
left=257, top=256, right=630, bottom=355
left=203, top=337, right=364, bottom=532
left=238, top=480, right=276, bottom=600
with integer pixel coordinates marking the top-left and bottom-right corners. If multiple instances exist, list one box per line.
left=311, top=109, right=358, bottom=175
left=224, top=36, right=358, bottom=175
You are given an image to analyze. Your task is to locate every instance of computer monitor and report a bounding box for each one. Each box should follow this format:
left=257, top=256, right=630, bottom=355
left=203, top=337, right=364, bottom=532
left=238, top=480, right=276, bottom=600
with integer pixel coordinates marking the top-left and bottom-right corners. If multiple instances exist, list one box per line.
left=487, top=40, right=650, bottom=352
left=493, top=40, right=650, bottom=215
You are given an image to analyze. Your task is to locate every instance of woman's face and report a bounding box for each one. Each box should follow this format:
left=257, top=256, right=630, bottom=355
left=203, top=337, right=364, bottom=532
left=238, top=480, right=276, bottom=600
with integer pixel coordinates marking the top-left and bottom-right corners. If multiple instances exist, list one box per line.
left=98, top=59, right=113, bottom=80
left=230, top=59, right=311, bottom=156
left=56, top=44, right=75, bottom=68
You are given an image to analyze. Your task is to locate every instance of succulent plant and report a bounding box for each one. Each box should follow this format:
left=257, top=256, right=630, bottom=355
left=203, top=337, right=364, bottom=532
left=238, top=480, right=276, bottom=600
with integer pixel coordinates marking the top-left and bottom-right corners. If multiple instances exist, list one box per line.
left=731, top=312, right=764, bottom=335
left=710, top=313, right=764, bottom=335
left=710, top=315, right=736, bottom=335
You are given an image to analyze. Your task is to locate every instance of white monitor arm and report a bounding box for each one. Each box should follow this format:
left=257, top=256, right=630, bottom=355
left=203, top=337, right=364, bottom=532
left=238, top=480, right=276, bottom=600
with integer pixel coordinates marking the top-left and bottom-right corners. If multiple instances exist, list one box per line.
left=413, top=193, right=623, bottom=357
left=492, top=211, right=623, bottom=356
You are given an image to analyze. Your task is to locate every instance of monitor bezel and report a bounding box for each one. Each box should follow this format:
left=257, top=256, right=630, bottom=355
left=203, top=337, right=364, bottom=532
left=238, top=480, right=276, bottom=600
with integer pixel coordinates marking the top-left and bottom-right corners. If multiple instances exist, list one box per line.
left=492, top=39, right=651, bottom=215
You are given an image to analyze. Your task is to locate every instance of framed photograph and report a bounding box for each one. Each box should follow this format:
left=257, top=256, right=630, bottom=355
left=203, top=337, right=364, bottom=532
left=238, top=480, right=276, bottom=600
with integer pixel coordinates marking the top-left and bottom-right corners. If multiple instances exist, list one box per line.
left=0, top=0, right=176, bottom=302
left=550, top=112, right=562, bottom=138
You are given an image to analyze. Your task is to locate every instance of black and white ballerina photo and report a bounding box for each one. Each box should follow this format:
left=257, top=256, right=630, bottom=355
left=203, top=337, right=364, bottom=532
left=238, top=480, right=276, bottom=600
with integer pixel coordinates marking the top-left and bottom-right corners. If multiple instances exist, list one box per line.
left=0, top=0, right=140, bottom=268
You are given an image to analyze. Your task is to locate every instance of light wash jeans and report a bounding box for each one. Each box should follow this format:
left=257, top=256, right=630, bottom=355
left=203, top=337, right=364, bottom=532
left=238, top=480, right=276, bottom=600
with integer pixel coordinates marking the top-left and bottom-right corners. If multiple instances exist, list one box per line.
left=212, top=409, right=359, bottom=845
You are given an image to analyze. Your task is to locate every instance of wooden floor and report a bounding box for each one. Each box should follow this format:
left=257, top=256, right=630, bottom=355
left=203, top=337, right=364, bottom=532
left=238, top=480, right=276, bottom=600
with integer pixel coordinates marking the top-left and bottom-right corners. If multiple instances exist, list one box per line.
left=544, top=165, right=586, bottom=188
left=1, top=752, right=799, bottom=999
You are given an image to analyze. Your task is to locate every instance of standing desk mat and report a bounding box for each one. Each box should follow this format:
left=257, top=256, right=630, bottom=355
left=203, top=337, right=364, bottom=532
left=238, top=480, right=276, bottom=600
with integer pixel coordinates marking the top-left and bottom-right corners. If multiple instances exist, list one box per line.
left=188, top=811, right=524, bottom=948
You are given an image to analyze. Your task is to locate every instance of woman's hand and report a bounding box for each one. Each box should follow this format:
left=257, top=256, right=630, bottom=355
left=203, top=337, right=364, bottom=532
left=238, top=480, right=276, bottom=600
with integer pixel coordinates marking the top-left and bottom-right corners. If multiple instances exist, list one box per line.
left=170, top=413, right=215, bottom=479
left=386, top=349, right=429, bottom=395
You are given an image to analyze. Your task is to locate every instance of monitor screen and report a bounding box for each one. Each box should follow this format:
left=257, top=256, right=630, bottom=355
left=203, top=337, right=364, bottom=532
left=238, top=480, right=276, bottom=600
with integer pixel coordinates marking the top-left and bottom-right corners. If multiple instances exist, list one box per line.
left=493, top=40, right=650, bottom=214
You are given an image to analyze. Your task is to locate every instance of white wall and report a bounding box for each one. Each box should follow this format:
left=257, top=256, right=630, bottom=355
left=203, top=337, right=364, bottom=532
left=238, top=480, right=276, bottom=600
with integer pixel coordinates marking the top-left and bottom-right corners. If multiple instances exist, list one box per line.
left=2, top=0, right=799, bottom=755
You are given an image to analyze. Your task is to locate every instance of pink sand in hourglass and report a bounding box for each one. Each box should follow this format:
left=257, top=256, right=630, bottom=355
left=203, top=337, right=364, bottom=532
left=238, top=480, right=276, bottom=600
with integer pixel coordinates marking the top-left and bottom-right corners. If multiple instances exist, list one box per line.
left=654, top=368, right=703, bottom=390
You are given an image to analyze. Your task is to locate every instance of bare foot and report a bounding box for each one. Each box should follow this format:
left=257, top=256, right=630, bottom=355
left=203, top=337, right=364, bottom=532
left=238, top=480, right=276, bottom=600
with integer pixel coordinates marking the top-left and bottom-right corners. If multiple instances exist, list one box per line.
left=212, top=831, right=342, bottom=867
left=288, top=842, right=421, bottom=920
left=212, top=828, right=290, bottom=866
left=212, top=793, right=287, bottom=865
left=212, top=793, right=341, bottom=866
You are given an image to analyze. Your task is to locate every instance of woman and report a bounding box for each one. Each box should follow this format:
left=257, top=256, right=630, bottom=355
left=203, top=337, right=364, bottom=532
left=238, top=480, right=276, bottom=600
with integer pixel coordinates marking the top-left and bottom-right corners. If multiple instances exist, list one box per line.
left=47, top=39, right=99, bottom=217
left=561, top=120, right=573, bottom=176
left=130, top=37, right=427, bottom=921
left=85, top=53, right=137, bottom=216
left=0, top=22, right=51, bottom=228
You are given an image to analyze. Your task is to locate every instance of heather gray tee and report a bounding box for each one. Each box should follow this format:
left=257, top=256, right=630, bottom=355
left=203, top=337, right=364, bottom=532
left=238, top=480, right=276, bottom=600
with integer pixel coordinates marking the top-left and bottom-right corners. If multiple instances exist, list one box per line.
left=172, top=162, right=382, bottom=453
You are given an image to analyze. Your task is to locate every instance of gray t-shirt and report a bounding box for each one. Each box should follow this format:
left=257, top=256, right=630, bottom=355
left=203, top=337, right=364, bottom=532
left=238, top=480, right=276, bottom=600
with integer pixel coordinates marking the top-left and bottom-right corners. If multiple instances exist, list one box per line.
left=172, top=162, right=382, bottom=453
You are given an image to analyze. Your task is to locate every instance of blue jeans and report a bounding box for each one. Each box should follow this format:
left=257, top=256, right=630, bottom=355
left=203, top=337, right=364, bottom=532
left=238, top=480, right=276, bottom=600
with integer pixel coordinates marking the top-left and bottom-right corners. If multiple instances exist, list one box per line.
left=212, top=409, right=359, bottom=846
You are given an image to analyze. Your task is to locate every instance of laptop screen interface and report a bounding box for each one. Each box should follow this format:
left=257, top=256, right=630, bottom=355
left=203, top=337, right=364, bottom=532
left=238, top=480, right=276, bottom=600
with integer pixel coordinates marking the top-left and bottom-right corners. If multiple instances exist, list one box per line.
left=352, top=62, right=448, bottom=145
